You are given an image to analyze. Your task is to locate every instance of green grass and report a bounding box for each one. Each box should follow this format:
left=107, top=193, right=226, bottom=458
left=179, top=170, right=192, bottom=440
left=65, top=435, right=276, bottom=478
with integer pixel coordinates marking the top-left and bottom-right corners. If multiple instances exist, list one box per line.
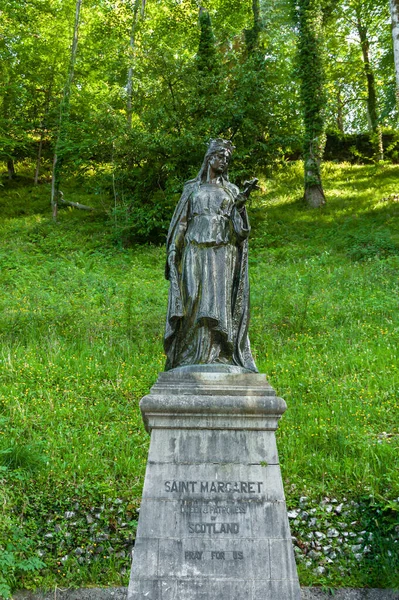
left=0, top=161, right=398, bottom=594
left=249, top=162, right=399, bottom=499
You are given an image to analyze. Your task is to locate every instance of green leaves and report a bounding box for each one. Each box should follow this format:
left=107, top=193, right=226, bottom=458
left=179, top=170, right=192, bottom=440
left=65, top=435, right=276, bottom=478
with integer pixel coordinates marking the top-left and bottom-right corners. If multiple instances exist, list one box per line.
left=0, top=530, right=45, bottom=599
left=0, top=0, right=397, bottom=218
left=196, top=10, right=217, bottom=73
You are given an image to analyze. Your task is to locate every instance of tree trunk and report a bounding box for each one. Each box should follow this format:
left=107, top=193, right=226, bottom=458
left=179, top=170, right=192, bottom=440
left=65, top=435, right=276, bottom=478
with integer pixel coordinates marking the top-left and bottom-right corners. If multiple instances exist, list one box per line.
left=3, top=91, right=16, bottom=180
left=197, top=9, right=217, bottom=72
left=390, top=0, right=399, bottom=107
left=194, top=6, right=219, bottom=127
left=51, top=0, right=82, bottom=221
left=7, top=158, right=16, bottom=180
left=245, top=0, right=261, bottom=52
left=305, top=155, right=326, bottom=208
left=297, top=0, right=326, bottom=208
left=356, top=12, right=383, bottom=160
left=336, top=87, right=344, bottom=133
left=357, top=22, right=378, bottom=129
left=127, top=0, right=145, bottom=129
left=34, top=134, right=43, bottom=185
left=51, top=153, right=59, bottom=221
left=58, top=190, right=94, bottom=210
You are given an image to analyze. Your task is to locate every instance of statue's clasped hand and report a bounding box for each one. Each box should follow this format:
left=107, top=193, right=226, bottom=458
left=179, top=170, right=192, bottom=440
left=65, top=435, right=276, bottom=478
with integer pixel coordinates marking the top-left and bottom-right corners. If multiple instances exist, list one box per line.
left=235, top=178, right=260, bottom=209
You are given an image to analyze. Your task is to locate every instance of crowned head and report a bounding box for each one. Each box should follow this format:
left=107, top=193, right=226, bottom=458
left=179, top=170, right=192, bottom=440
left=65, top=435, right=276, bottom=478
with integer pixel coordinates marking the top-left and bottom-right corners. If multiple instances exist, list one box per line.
left=192, top=138, right=235, bottom=184
left=207, top=138, right=235, bottom=158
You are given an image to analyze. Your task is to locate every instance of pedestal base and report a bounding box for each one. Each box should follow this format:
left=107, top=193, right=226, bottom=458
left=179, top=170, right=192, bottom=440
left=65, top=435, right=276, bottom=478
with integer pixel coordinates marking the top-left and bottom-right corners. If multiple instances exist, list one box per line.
left=128, top=369, right=301, bottom=600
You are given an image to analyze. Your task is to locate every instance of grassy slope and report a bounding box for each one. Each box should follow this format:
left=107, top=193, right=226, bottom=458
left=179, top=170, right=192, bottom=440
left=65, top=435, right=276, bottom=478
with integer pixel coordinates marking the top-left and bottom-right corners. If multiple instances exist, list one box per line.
left=0, top=162, right=398, bottom=593
left=251, top=163, right=399, bottom=497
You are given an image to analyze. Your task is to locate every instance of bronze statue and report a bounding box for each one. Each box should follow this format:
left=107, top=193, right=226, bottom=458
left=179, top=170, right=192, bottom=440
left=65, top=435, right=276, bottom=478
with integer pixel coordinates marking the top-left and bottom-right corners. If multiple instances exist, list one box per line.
left=164, top=139, right=258, bottom=372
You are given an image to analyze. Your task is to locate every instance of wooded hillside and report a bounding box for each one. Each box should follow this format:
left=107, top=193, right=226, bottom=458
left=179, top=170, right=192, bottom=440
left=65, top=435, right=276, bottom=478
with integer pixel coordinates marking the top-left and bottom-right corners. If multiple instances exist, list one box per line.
left=1, top=0, right=398, bottom=224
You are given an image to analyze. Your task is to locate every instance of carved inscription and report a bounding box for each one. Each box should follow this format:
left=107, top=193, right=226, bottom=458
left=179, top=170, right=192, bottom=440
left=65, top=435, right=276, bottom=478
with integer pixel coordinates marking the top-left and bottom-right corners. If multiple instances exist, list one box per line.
left=164, top=480, right=263, bottom=493
left=185, top=551, right=203, bottom=560
left=163, top=479, right=257, bottom=567
left=188, top=522, right=239, bottom=534
left=184, top=550, right=244, bottom=561
left=180, top=500, right=247, bottom=515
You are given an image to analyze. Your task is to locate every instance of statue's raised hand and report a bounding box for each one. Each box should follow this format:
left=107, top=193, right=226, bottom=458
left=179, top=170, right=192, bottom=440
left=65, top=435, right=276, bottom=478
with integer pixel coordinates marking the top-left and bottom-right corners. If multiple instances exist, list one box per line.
left=235, top=178, right=260, bottom=209
left=242, top=178, right=259, bottom=198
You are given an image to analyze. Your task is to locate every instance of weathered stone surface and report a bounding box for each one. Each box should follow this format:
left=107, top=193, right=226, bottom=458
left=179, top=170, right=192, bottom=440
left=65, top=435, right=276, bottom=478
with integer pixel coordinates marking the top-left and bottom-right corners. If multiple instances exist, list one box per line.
left=136, top=498, right=289, bottom=539
left=254, top=579, right=304, bottom=600
left=12, top=586, right=399, bottom=599
left=12, top=590, right=127, bottom=600
left=140, top=370, right=286, bottom=432
left=141, top=463, right=285, bottom=502
left=128, top=370, right=301, bottom=600
left=148, top=429, right=279, bottom=465
left=13, top=592, right=399, bottom=600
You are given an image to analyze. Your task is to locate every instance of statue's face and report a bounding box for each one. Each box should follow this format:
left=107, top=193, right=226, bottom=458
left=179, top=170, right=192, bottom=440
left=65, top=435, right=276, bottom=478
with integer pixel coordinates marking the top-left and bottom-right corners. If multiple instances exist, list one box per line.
left=209, top=149, right=230, bottom=174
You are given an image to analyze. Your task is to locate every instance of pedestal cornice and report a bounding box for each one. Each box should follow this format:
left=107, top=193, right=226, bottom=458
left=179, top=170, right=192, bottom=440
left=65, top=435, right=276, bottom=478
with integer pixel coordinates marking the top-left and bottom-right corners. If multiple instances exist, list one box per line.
left=140, top=370, right=287, bottom=433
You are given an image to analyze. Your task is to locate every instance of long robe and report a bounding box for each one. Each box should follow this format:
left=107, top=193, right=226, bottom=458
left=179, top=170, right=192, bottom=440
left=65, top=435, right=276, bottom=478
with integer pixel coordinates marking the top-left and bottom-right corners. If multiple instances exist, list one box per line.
left=164, top=178, right=257, bottom=372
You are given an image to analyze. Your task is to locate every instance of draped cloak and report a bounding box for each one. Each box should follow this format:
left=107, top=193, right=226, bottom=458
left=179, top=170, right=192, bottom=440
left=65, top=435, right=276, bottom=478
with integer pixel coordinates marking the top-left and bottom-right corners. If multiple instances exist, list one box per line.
left=164, top=178, right=257, bottom=373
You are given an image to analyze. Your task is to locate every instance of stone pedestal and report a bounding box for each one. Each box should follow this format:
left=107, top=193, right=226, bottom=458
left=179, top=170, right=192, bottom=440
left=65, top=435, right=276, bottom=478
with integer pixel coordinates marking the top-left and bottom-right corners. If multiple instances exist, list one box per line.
left=128, top=367, right=301, bottom=600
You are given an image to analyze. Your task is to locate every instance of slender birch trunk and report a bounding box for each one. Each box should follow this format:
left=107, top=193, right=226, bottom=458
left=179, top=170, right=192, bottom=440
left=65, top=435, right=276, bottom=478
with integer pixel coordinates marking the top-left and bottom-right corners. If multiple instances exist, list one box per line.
left=390, top=0, right=399, bottom=107
left=51, top=0, right=82, bottom=221
left=34, top=134, right=43, bottom=185
left=126, top=0, right=145, bottom=129
left=336, top=87, right=344, bottom=133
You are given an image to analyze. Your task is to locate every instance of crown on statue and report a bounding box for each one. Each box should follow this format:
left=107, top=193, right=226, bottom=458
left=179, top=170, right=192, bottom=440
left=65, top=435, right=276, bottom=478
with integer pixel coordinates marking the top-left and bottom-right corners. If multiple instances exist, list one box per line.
left=207, top=138, right=235, bottom=155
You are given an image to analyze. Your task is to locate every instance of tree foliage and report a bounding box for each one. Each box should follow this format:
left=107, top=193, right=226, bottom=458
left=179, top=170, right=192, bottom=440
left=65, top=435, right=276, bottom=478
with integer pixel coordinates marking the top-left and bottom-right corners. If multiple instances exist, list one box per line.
left=0, top=0, right=396, bottom=231
left=324, top=0, right=395, bottom=136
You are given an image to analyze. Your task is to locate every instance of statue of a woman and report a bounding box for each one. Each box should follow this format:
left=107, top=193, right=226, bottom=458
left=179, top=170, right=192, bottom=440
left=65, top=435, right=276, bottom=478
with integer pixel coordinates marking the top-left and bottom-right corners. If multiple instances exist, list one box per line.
left=164, top=139, right=258, bottom=372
